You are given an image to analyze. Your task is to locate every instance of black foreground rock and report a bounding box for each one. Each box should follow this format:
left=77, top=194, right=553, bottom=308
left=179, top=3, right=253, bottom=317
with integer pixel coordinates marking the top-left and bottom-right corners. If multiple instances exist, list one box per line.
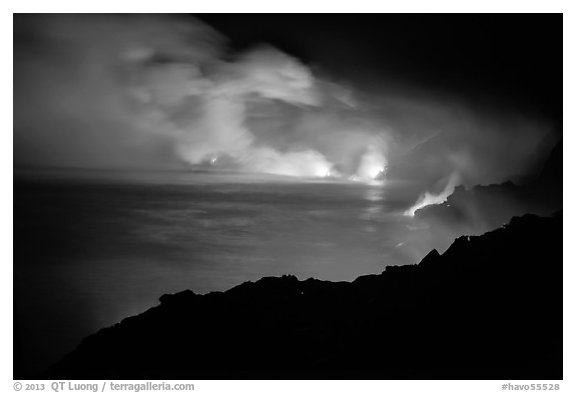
left=49, top=213, right=562, bottom=380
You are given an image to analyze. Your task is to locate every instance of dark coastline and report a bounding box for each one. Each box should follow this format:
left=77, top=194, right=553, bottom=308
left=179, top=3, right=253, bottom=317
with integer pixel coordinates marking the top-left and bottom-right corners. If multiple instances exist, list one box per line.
left=47, top=212, right=562, bottom=380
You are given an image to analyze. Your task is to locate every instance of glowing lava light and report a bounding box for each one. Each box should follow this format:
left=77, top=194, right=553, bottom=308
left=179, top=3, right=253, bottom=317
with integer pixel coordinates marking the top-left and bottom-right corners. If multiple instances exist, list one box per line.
left=356, top=145, right=387, bottom=182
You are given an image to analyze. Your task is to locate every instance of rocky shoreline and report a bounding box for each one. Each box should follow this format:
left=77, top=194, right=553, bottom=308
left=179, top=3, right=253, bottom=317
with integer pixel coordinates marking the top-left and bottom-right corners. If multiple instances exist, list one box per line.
left=48, top=213, right=562, bottom=380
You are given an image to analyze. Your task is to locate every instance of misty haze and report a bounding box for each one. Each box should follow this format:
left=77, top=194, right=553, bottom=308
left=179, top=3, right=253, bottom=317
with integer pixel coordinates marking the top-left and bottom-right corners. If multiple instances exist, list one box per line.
left=14, top=14, right=562, bottom=380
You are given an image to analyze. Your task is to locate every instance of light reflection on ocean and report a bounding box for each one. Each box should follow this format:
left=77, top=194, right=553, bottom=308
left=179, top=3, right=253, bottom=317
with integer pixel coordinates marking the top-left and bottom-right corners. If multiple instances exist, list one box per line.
left=14, top=170, right=453, bottom=376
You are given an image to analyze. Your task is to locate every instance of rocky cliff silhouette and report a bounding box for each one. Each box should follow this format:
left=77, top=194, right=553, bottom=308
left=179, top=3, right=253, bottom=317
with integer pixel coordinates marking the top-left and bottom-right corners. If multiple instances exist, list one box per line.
left=49, top=212, right=562, bottom=380
left=414, top=141, right=562, bottom=236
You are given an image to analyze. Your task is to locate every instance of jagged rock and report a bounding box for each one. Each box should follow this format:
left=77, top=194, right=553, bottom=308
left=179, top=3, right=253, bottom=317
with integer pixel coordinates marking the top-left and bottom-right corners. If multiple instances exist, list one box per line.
left=414, top=142, right=562, bottom=236
left=418, top=248, right=440, bottom=268
left=48, top=213, right=562, bottom=380
left=159, top=289, right=196, bottom=305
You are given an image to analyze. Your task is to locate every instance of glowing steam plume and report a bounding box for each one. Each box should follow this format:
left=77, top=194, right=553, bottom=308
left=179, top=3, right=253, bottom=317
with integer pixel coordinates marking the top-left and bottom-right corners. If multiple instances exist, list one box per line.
left=15, top=15, right=554, bottom=192
left=169, top=53, right=336, bottom=179
left=404, top=173, right=460, bottom=216
left=355, top=145, right=387, bottom=182
left=241, top=147, right=335, bottom=178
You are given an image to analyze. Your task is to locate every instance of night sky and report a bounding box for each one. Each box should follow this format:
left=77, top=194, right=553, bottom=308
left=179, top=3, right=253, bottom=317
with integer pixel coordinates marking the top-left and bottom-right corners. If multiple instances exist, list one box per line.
left=196, top=14, right=562, bottom=123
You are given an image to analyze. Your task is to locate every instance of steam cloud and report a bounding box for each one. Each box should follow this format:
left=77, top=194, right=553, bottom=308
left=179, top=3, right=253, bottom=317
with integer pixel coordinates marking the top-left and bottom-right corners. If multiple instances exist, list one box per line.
left=14, top=15, right=383, bottom=180
left=14, top=14, right=558, bottom=208
left=404, top=172, right=459, bottom=216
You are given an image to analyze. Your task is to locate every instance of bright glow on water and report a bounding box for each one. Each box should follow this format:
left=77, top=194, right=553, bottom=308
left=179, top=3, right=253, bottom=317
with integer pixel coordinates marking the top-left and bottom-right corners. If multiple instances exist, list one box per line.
left=14, top=170, right=454, bottom=375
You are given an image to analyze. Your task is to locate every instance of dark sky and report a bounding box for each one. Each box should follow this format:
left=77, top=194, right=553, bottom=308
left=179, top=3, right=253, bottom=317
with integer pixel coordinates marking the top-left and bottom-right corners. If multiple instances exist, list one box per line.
left=197, top=14, right=563, bottom=125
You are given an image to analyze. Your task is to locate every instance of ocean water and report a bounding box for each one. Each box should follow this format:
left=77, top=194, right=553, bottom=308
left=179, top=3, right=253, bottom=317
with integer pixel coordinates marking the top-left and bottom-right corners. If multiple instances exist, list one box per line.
left=14, top=170, right=450, bottom=377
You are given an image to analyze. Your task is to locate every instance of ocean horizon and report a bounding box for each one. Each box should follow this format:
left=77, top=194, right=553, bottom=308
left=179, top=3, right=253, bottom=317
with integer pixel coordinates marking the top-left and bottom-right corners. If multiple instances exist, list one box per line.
left=14, top=169, right=455, bottom=377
